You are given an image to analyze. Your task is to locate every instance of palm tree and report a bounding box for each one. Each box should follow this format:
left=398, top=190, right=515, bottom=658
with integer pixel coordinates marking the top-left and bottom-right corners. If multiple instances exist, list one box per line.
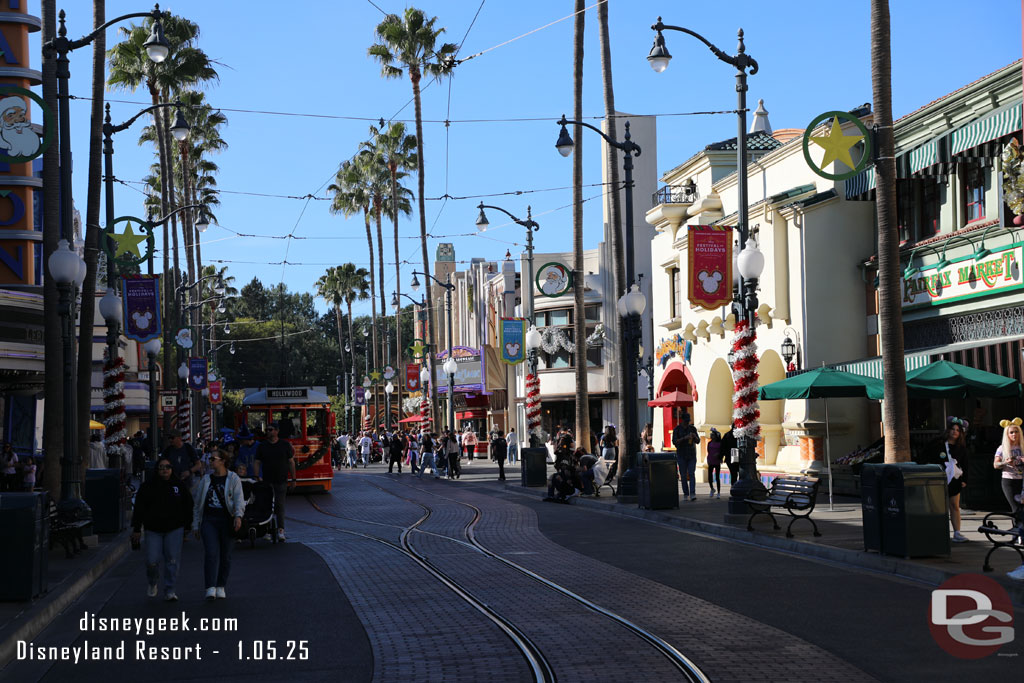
left=329, top=158, right=379, bottom=417
left=597, top=0, right=626, bottom=462
left=337, top=264, right=371, bottom=424
left=75, top=0, right=107, bottom=466
left=369, top=8, right=457, bottom=425
left=316, top=267, right=348, bottom=368
left=571, top=0, right=591, bottom=452
left=871, top=0, right=910, bottom=462
left=361, top=120, right=417, bottom=412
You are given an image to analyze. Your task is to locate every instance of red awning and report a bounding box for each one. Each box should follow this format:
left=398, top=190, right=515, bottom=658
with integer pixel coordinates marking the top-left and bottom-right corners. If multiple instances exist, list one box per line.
left=399, top=415, right=427, bottom=423
left=456, top=409, right=487, bottom=420
left=647, top=390, right=695, bottom=407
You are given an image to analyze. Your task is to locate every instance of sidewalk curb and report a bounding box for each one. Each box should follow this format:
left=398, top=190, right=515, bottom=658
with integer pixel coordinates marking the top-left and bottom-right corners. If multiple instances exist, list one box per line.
left=501, top=484, right=1024, bottom=605
left=0, top=531, right=130, bottom=671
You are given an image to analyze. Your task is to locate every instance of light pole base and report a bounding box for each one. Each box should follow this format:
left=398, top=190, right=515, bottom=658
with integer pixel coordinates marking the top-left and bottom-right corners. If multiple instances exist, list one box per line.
left=727, top=478, right=768, bottom=515
left=616, top=467, right=638, bottom=504
left=723, top=511, right=750, bottom=526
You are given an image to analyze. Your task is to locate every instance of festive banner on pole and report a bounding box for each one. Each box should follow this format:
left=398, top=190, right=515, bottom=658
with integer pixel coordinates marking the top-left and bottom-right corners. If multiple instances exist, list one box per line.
left=121, top=274, right=162, bottom=343
left=499, top=317, right=527, bottom=365
left=354, top=386, right=366, bottom=406
left=188, top=356, right=208, bottom=391
left=208, top=380, right=222, bottom=404
left=406, top=363, right=421, bottom=391
left=687, top=225, right=733, bottom=310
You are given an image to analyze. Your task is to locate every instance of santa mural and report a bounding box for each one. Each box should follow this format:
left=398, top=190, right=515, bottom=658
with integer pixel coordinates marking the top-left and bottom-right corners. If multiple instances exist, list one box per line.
left=0, top=96, right=41, bottom=158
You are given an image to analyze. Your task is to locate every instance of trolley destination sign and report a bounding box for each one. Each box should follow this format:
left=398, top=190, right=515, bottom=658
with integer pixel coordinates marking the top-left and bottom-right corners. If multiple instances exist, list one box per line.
left=266, top=388, right=309, bottom=399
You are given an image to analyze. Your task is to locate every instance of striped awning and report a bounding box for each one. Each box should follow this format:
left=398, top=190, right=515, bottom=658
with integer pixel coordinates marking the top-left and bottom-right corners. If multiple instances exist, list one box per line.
left=844, top=167, right=875, bottom=198
left=950, top=101, right=1022, bottom=156
left=835, top=353, right=931, bottom=381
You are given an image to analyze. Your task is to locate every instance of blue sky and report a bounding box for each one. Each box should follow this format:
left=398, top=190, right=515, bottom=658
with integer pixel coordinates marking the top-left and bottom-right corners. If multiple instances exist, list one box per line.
left=44, top=0, right=1020, bottom=318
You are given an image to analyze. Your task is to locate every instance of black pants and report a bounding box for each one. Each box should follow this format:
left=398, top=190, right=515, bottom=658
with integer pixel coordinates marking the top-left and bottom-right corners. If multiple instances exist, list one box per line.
left=1001, top=477, right=1022, bottom=519
left=448, top=452, right=460, bottom=478
left=726, top=461, right=739, bottom=486
left=388, top=452, right=402, bottom=473
left=497, top=456, right=506, bottom=481
left=708, top=463, right=721, bottom=492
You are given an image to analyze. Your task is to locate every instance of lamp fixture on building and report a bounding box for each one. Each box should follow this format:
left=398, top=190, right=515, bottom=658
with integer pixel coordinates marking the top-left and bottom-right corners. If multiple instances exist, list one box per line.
left=781, top=327, right=801, bottom=370
left=178, top=362, right=188, bottom=380
left=443, top=357, right=458, bottom=376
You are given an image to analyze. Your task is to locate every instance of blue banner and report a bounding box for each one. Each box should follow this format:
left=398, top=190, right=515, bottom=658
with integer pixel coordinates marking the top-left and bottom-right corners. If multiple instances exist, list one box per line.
left=121, top=275, right=161, bottom=343
left=188, top=356, right=208, bottom=391
left=500, top=318, right=527, bottom=365
left=354, top=386, right=365, bottom=406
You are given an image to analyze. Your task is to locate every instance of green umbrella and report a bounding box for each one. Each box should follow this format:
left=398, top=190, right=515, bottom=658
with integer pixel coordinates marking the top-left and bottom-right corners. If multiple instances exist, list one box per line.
left=905, top=360, right=1022, bottom=399
left=760, top=367, right=884, bottom=508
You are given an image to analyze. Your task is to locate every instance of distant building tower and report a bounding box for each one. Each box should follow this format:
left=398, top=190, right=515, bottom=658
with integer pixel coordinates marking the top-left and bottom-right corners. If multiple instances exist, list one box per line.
left=431, top=243, right=456, bottom=349
left=749, top=98, right=772, bottom=135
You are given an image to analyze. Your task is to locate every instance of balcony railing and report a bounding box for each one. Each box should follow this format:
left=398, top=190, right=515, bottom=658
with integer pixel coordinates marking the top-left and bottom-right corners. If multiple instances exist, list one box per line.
left=652, top=183, right=699, bottom=206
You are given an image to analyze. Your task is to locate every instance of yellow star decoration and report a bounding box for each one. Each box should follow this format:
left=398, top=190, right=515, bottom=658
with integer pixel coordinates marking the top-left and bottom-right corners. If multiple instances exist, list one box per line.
left=810, top=116, right=863, bottom=170
left=369, top=369, right=382, bottom=382
left=109, top=221, right=147, bottom=258
left=409, top=340, right=427, bottom=358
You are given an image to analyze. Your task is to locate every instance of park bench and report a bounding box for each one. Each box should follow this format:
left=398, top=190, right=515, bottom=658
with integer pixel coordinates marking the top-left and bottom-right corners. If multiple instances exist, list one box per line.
left=977, top=512, right=1024, bottom=572
left=48, top=500, right=89, bottom=558
left=744, top=476, right=822, bottom=538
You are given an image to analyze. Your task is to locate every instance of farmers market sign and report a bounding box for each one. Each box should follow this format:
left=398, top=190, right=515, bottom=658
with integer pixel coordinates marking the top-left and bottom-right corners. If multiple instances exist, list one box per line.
left=902, top=243, right=1023, bottom=309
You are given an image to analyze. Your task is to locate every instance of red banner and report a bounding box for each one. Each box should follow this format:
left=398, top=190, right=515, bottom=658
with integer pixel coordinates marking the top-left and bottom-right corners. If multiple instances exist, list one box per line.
left=688, top=225, right=733, bottom=310
left=208, top=380, right=222, bottom=404
left=406, top=363, right=421, bottom=391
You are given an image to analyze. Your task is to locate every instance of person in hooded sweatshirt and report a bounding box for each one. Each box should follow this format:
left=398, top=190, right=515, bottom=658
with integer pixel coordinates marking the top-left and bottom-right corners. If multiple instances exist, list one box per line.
left=131, top=456, right=193, bottom=602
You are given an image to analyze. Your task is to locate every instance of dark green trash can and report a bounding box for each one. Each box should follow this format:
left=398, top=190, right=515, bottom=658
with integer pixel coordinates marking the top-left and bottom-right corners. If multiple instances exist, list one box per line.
left=880, top=463, right=950, bottom=558
left=520, top=447, right=548, bottom=487
left=639, top=453, right=679, bottom=510
left=861, top=464, right=884, bottom=552
left=84, top=468, right=126, bottom=534
left=0, top=492, right=49, bottom=600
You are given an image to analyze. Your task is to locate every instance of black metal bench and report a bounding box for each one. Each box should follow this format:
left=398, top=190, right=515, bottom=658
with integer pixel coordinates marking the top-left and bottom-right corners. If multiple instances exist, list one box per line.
left=744, top=476, right=821, bottom=538
left=978, top=512, right=1024, bottom=572
left=48, top=500, right=89, bottom=558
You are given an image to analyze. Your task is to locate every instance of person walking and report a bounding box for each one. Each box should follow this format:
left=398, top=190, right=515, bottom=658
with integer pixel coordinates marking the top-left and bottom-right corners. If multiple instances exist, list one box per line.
left=919, top=417, right=969, bottom=543
left=347, top=431, right=360, bottom=469
left=254, top=423, right=296, bottom=542
left=721, top=427, right=738, bottom=487
left=192, top=450, right=245, bottom=601
left=672, top=412, right=700, bottom=501
left=445, top=430, right=461, bottom=479
left=599, top=426, right=618, bottom=462
left=131, top=456, right=192, bottom=601
left=640, top=423, right=655, bottom=452
left=491, top=430, right=508, bottom=481
left=463, top=428, right=479, bottom=464
left=387, top=429, right=405, bottom=474
left=88, top=433, right=106, bottom=470
left=706, top=428, right=724, bottom=499
left=994, top=418, right=1024, bottom=516
left=0, top=441, right=18, bottom=491
left=405, top=431, right=420, bottom=474
left=418, top=430, right=438, bottom=479
left=506, top=427, right=519, bottom=465
left=161, top=429, right=201, bottom=491
left=359, top=431, right=372, bottom=467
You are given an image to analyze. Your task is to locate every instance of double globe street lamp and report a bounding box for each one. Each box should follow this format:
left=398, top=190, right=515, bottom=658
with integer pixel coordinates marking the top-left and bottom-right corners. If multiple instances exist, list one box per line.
left=411, top=271, right=457, bottom=431
left=649, top=17, right=768, bottom=511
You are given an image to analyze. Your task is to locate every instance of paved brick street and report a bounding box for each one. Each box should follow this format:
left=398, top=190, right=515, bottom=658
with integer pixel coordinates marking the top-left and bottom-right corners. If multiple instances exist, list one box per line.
left=2, top=463, right=1022, bottom=682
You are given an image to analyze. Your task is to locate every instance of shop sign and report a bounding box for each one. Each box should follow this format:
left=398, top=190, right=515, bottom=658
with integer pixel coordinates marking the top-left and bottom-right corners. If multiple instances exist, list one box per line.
left=160, top=391, right=177, bottom=414
left=902, top=243, right=1023, bottom=309
left=434, top=346, right=483, bottom=392
left=687, top=225, right=733, bottom=310
left=499, top=317, right=526, bottom=365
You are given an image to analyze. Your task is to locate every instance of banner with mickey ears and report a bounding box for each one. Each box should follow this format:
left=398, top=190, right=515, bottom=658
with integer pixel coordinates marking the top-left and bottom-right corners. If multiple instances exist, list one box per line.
left=208, top=380, right=222, bottom=404
left=188, top=357, right=208, bottom=391
left=121, top=275, right=162, bottom=343
left=687, top=225, right=733, bottom=311
left=499, top=317, right=527, bottom=365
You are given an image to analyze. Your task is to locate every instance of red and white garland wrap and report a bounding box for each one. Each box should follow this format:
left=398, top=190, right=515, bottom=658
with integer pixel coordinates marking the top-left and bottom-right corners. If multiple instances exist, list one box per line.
left=525, top=372, right=541, bottom=439
left=102, top=352, right=130, bottom=465
left=730, top=319, right=761, bottom=440
left=177, top=392, right=191, bottom=442
left=420, top=397, right=430, bottom=424
left=201, top=409, right=212, bottom=441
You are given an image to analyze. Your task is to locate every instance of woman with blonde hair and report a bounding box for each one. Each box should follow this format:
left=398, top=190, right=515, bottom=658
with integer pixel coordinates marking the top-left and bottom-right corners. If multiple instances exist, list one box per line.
left=993, top=417, right=1024, bottom=514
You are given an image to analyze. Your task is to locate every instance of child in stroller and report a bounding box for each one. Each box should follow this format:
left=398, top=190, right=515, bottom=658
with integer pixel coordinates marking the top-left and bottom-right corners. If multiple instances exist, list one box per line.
left=237, top=471, right=278, bottom=547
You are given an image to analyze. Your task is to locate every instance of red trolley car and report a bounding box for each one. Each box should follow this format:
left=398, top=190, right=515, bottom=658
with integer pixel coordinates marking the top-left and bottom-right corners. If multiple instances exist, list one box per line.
left=240, top=387, right=335, bottom=493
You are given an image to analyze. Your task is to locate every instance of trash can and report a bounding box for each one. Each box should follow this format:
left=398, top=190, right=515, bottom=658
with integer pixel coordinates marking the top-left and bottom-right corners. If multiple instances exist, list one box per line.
left=0, top=491, right=49, bottom=600
left=639, top=453, right=679, bottom=510
left=520, top=447, right=548, bottom=487
left=860, top=463, right=885, bottom=552
left=880, top=463, right=950, bottom=558
left=84, top=468, right=126, bottom=534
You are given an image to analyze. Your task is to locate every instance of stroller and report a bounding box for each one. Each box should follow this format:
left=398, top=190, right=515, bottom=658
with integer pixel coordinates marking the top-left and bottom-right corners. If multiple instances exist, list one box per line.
left=237, top=478, right=278, bottom=547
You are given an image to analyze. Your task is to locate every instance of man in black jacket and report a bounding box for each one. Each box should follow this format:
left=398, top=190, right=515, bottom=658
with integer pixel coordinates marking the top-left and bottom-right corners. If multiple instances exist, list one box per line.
left=131, top=456, right=193, bottom=602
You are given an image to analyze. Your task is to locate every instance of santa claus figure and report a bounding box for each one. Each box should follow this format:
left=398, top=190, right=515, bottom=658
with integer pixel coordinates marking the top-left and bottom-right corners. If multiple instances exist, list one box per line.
left=0, top=96, right=41, bottom=158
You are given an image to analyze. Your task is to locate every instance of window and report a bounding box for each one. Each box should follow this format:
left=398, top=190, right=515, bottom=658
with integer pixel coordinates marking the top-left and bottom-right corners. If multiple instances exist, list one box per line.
left=585, top=304, right=602, bottom=323
left=919, top=182, right=941, bottom=239
left=896, top=180, right=914, bottom=243
left=535, top=307, right=603, bottom=369
left=271, top=409, right=303, bottom=440
left=669, top=267, right=682, bottom=318
left=246, top=409, right=270, bottom=436
left=964, top=164, right=986, bottom=223
left=305, top=409, right=327, bottom=438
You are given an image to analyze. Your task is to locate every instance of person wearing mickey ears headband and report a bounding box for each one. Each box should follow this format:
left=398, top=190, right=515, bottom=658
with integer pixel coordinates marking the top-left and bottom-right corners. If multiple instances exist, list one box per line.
left=924, top=417, right=970, bottom=543
left=993, top=418, right=1024, bottom=514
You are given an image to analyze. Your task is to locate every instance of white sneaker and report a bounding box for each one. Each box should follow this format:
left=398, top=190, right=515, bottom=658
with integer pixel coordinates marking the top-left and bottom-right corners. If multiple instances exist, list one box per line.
left=164, top=591, right=178, bottom=602
left=277, top=528, right=286, bottom=542
left=715, top=492, right=721, bottom=499
left=1007, top=565, right=1024, bottom=581
left=215, top=587, right=226, bottom=599
left=690, top=496, right=698, bottom=502
left=952, top=531, right=968, bottom=543
left=205, top=587, right=216, bottom=601
left=147, top=584, right=158, bottom=598
left=709, top=491, right=715, bottom=497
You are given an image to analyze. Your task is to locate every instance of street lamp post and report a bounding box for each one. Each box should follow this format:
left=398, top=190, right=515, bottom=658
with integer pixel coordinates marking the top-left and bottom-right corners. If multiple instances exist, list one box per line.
left=554, top=114, right=643, bottom=499
left=143, top=338, right=161, bottom=460
left=650, top=17, right=769, bottom=511
left=98, top=287, right=123, bottom=370
left=411, top=271, right=456, bottom=431
left=639, top=354, right=655, bottom=427
left=384, top=381, right=394, bottom=430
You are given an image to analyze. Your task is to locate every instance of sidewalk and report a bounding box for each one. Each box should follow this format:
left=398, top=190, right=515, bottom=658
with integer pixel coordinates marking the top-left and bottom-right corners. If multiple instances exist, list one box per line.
left=443, top=458, right=1024, bottom=605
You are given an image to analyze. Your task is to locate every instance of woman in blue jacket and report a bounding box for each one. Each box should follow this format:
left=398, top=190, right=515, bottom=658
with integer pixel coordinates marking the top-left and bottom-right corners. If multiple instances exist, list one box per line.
left=193, top=449, right=246, bottom=600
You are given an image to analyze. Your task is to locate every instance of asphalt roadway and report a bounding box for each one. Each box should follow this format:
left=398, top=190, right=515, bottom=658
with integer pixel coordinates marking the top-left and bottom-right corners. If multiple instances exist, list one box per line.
left=1, top=463, right=1020, bottom=682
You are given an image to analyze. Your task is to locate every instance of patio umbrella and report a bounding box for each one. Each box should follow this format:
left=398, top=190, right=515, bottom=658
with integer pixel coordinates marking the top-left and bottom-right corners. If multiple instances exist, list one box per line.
left=905, top=360, right=1022, bottom=399
left=89, top=420, right=105, bottom=430
left=398, top=414, right=427, bottom=424
left=647, top=390, right=696, bottom=407
left=760, top=367, right=884, bottom=509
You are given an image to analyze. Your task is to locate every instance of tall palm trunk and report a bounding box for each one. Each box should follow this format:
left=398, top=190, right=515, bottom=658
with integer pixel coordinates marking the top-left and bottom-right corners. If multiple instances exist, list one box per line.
left=410, top=68, right=439, bottom=427
left=346, top=300, right=357, bottom=429
left=364, top=210, right=380, bottom=421
left=41, top=0, right=62, bottom=495
left=597, top=0, right=625, bottom=457
left=391, top=165, right=402, bottom=416
left=334, top=304, right=345, bottom=365
left=572, top=0, right=591, bottom=452
left=374, top=202, right=386, bottom=366
left=872, top=0, right=910, bottom=462
left=149, top=82, right=173, bottom=389
left=76, top=0, right=105, bottom=465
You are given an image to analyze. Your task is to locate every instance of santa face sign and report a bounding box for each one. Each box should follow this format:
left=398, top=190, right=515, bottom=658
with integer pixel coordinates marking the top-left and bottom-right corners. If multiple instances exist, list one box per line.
left=0, top=86, right=52, bottom=162
left=535, top=262, right=573, bottom=298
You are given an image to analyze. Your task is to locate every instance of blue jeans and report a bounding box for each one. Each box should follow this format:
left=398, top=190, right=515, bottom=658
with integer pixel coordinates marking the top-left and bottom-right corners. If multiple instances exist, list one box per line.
left=200, top=516, right=235, bottom=589
left=676, top=453, right=697, bottom=497
left=145, top=527, right=183, bottom=592
left=418, top=451, right=436, bottom=478
left=507, top=444, right=518, bottom=464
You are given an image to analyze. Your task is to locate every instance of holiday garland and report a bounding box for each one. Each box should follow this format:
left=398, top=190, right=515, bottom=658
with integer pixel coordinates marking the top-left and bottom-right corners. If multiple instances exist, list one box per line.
left=525, top=372, right=541, bottom=438
left=730, top=319, right=761, bottom=440
left=1003, top=139, right=1024, bottom=216
left=178, top=392, right=191, bottom=442
left=420, top=397, right=430, bottom=425
left=538, top=323, right=605, bottom=354
left=102, top=352, right=130, bottom=466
